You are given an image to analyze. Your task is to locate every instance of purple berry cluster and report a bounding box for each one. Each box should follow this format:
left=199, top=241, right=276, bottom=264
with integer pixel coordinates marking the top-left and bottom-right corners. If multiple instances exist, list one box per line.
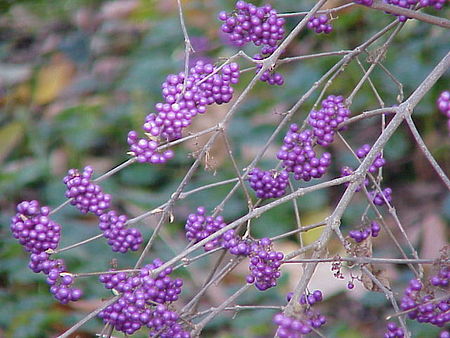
left=9, top=200, right=84, bottom=304
left=48, top=270, right=82, bottom=304
left=370, top=187, right=393, bottom=206
left=182, top=208, right=285, bottom=291
left=384, top=0, right=416, bottom=22
left=64, top=166, right=111, bottom=216
left=384, top=0, right=446, bottom=22
left=245, top=237, right=284, bottom=291
left=247, top=168, right=289, bottom=199
left=400, top=266, right=449, bottom=329
left=11, top=200, right=60, bottom=254
left=307, top=15, right=333, bottom=34
left=354, top=0, right=374, bottom=5
left=184, top=206, right=227, bottom=251
left=254, top=53, right=284, bottom=86
left=202, top=226, right=284, bottom=291
left=218, top=1, right=285, bottom=52
left=127, top=131, right=174, bottom=164
left=437, top=90, right=450, bottom=134
left=28, top=252, right=83, bottom=303
left=129, top=60, right=240, bottom=163
left=384, top=322, right=405, bottom=338
left=11, top=200, right=83, bottom=304
left=356, top=144, right=386, bottom=174
left=218, top=1, right=286, bottom=86
left=98, top=258, right=187, bottom=336
left=308, top=95, right=351, bottom=147
left=277, top=125, right=332, bottom=181
left=98, top=210, right=143, bottom=253
left=221, top=229, right=253, bottom=256
left=273, top=290, right=327, bottom=337
left=349, top=221, right=381, bottom=242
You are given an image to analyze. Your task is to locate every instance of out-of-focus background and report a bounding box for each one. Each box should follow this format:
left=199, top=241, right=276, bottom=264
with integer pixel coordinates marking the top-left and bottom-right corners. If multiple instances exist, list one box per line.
left=0, top=0, right=448, bottom=337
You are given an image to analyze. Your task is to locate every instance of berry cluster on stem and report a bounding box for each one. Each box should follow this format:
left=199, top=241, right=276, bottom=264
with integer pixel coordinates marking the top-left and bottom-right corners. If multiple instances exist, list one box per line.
left=98, top=258, right=188, bottom=336
left=219, top=1, right=286, bottom=86
left=129, top=60, right=240, bottom=164
left=247, top=168, right=289, bottom=199
left=307, top=15, right=333, bottom=34
left=400, top=266, right=449, bottom=329
left=99, top=211, right=143, bottom=253
left=64, top=166, right=111, bottom=216
left=273, top=290, right=327, bottom=337
left=184, top=206, right=227, bottom=251
left=348, top=220, right=381, bottom=242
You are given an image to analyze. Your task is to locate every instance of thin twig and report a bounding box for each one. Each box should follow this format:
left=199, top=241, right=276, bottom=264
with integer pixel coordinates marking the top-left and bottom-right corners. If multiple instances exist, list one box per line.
left=405, top=115, right=450, bottom=190
left=364, top=0, right=450, bottom=29
left=57, top=296, right=120, bottom=338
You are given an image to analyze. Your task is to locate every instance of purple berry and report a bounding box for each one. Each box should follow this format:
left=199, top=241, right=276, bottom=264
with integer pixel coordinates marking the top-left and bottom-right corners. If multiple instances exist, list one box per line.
left=98, top=259, right=188, bottom=336
left=308, top=95, right=351, bottom=146
left=277, top=125, right=332, bottom=181
left=63, top=166, right=111, bottom=216
left=307, top=15, right=333, bottom=34
left=184, top=206, right=227, bottom=251
left=247, top=168, right=289, bottom=199
left=99, top=210, right=143, bottom=253
left=11, top=200, right=61, bottom=254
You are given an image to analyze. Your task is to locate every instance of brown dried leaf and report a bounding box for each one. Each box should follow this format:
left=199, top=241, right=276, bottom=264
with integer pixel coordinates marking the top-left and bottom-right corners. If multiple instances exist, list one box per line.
left=362, top=264, right=390, bottom=293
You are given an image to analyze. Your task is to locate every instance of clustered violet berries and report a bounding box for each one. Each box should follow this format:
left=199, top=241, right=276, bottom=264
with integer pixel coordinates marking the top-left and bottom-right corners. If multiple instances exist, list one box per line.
left=11, top=0, right=442, bottom=335
left=218, top=1, right=285, bottom=52
left=219, top=1, right=286, bottom=86
left=247, top=168, right=289, bottom=199
left=98, top=259, right=188, bottom=336
left=307, top=15, right=333, bottom=34
left=11, top=200, right=60, bottom=254
left=277, top=126, right=332, bottom=181
left=183, top=207, right=284, bottom=291
left=384, top=322, right=405, bottom=338
left=273, top=290, right=327, bottom=337
left=356, top=144, right=386, bottom=174
left=64, top=166, right=111, bottom=216
left=246, top=237, right=284, bottom=290
left=184, top=206, right=227, bottom=251
left=370, top=187, right=393, bottom=206
left=349, top=221, right=381, bottom=242
left=129, top=60, right=240, bottom=164
left=384, top=0, right=446, bottom=22
left=400, top=266, right=449, bottom=329
left=11, top=201, right=83, bottom=303
left=98, top=210, right=143, bottom=253
left=248, top=95, right=350, bottom=199
left=308, top=95, right=351, bottom=147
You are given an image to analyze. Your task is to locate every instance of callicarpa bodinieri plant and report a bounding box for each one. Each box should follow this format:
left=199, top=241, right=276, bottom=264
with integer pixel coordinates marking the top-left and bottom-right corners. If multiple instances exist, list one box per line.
left=7, top=0, right=450, bottom=337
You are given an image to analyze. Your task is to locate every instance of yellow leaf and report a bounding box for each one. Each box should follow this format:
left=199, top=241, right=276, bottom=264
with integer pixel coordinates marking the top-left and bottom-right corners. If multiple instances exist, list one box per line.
left=0, top=121, right=23, bottom=163
left=33, top=54, right=75, bottom=105
left=300, top=208, right=330, bottom=244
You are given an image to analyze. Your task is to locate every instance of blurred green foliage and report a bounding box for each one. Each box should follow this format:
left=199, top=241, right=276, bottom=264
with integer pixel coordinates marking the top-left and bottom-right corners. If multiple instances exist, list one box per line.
left=0, top=0, right=449, bottom=337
